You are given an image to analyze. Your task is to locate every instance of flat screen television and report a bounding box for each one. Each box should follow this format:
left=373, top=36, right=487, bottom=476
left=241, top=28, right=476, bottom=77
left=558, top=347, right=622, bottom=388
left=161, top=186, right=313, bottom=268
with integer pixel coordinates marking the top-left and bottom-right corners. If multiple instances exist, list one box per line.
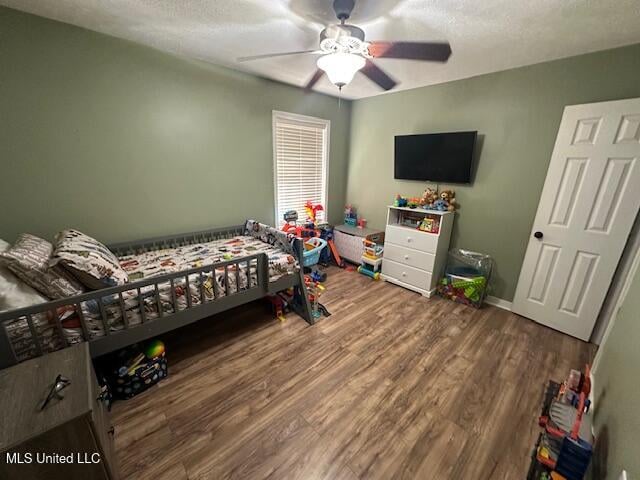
left=394, top=131, right=477, bottom=183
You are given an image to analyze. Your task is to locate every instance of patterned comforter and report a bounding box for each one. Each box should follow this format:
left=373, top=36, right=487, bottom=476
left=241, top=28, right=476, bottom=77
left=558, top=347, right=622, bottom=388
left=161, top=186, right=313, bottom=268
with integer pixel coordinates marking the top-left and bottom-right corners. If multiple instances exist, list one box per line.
left=6, top=224, right=299, bottom=361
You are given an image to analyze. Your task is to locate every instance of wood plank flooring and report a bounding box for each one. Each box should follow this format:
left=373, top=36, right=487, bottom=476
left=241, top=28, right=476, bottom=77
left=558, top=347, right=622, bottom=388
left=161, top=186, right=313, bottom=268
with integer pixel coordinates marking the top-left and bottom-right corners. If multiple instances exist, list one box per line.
left=111, top=267, right=596, bottom=479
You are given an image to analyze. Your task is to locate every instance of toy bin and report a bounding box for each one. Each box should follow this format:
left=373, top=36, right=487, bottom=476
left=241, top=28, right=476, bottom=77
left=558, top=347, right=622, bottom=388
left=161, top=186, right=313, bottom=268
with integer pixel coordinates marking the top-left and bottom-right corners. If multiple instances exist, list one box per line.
left=103, top=342, right=168, bottom=400
left=437, top=249, right=493, bottom=308
left=303, top=237, right=327, bottom=267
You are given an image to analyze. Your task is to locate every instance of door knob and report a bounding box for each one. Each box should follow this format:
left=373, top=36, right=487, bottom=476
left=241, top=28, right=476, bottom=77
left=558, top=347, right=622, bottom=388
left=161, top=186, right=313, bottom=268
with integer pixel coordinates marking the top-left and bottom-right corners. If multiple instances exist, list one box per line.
left=534, top=231, right=543, bottom=239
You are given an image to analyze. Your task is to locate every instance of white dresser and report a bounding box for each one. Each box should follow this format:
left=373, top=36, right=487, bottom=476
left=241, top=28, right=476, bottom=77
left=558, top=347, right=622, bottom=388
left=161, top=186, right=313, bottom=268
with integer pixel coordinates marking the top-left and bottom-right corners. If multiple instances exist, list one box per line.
left=382, top=206, right=454, bottom=297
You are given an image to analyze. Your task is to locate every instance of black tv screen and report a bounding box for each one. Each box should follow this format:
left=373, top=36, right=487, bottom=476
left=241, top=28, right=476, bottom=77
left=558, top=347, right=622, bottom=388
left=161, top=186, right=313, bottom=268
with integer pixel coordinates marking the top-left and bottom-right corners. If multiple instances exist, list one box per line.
left=394, top=131, right=477, bottom=183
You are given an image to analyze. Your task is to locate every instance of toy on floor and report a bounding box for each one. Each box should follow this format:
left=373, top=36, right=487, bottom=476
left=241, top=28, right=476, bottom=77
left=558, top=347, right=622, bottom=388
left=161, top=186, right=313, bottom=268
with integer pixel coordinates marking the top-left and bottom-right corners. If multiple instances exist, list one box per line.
left=527, top=366, right=594, bottom=480
left=107, top=341, right=168, bottom=400
left=266, top=294, right=289, bottom=322
left=437, top=249, right=493, bottom=308
left=357, top=239, right=383, bottom=280
left=304, top=274, right=330, bottom=319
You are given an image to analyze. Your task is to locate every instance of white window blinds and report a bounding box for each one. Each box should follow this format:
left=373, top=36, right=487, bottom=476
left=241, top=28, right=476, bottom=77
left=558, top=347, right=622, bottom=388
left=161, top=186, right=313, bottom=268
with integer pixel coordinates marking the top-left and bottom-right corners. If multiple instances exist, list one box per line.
left=273, top=111, right=330, bottom=227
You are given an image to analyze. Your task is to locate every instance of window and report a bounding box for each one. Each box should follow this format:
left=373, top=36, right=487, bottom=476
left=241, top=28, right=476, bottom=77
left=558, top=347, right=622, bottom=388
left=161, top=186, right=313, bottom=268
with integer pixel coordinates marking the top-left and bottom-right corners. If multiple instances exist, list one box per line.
left=273, top=111, right=330, bottom=227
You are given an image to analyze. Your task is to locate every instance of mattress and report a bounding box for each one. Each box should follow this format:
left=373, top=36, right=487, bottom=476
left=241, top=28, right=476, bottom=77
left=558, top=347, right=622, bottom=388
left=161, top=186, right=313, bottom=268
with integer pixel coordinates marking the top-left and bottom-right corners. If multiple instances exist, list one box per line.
left=6, top=234, right=298, bottom=361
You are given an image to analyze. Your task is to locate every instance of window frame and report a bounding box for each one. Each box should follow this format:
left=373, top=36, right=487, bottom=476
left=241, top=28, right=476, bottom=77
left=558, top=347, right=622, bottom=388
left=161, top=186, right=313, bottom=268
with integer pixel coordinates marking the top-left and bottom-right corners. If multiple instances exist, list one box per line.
left=272, top=110, right=331, bottom=227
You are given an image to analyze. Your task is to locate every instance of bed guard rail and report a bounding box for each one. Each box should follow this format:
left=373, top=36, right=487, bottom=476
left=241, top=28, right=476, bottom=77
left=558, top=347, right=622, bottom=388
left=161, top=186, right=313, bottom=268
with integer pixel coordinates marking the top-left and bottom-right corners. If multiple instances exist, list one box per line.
left=0, top=252, right=269, bottom=369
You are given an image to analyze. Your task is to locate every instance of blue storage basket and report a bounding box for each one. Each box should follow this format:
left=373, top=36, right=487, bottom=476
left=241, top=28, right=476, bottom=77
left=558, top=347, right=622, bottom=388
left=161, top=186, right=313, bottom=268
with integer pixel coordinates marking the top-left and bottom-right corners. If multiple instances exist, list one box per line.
left=302, top=237, right=327, bottom=267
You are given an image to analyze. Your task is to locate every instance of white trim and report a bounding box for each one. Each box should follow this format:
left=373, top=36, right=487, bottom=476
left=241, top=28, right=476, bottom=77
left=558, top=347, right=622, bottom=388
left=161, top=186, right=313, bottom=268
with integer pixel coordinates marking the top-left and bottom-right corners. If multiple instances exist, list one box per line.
left=592, top=244, right=640, bottom=375
left=272, top=110, right=331, bottom=226
left=484, top=295, right=513, bottom=311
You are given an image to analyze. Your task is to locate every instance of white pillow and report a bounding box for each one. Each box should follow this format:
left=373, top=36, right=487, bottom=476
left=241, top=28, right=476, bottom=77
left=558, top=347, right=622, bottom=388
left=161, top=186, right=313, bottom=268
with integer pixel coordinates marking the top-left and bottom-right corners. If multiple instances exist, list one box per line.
left=0, top=239, right=48, bottom=312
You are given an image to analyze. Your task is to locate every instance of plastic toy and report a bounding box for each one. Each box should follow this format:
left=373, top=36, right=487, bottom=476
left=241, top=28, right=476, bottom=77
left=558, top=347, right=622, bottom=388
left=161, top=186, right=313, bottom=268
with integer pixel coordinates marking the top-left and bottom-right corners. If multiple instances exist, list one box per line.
left=266, top=294, right=288, bottom=322
left=358, top=239, right=383, bottom=280
left=304, top=201, right=324, bottom=224
left=527, top=366, right=594, bottom=480
left=302, top=237, right=327, bottom=267
left=418, top=216, right=439, bottom=233
left=407, top=197, right=421, bottom=208
left=304, top=275, right=329, bottom=319
left=344, top=204, right=358, bottom=226
left=327, top=238, right=345, bottom=268
left=144, top=339, right=165, bottom=359
left=393, top=194, right=408, bottom=207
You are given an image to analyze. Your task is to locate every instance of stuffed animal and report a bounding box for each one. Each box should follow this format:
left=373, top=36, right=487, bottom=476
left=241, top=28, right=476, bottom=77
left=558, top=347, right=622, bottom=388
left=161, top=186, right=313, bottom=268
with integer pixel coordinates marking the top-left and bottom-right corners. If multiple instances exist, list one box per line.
left=433, top=199, right=449, bottom=211
left=421, top=188, right=438, bottom=208
left=439, top=190, right=457, bottom=212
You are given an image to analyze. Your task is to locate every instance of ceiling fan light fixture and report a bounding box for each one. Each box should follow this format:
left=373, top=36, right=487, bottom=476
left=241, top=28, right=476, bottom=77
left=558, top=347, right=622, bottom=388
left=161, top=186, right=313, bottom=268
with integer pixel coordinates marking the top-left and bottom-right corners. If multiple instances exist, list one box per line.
left=317, top=52, right=365, bottom=88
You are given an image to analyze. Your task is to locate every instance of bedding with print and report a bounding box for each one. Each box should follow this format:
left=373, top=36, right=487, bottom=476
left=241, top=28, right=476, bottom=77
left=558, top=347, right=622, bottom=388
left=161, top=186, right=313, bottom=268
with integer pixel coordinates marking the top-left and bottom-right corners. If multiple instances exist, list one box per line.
left=58, top=234, right=299, bottom=343
left=52, top=229, right=129, bottom=289
left=0, top=233, right=84, bottom=300
left=0, top=239, right=70, bottom=360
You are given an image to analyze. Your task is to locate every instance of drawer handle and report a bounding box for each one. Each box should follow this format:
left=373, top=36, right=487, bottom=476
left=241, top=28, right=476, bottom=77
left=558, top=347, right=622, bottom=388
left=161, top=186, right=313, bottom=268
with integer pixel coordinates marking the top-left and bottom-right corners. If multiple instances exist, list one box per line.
left=108, top=426, right=115, bottom=436
left=402, top=272, right=407, bottom=277
left=406, top=237, right=412, bottom=242
left=404, top=255, right=409, bottom=260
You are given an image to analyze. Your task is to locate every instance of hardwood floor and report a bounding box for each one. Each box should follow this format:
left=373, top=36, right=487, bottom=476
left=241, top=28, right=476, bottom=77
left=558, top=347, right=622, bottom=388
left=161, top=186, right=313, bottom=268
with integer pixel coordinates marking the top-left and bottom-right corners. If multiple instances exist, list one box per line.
left=111, top=267, right=596, bottom=479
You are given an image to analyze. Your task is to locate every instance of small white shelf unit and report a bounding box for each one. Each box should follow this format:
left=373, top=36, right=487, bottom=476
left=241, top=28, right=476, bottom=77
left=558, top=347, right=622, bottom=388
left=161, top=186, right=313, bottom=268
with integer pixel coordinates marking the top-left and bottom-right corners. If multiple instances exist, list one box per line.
left=382, top=205, right=454, bottom=297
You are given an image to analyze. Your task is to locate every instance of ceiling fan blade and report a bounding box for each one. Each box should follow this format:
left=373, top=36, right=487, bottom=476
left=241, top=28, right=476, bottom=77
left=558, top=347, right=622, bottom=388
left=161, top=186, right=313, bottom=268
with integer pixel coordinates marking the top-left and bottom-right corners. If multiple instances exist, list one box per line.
left=361, top=60, right=397, bottom=91
left=367, top=41, right=452, bottom=62
left=237, top=50, right=322, bottom=62
left=304, top=69, right=325, bottom=90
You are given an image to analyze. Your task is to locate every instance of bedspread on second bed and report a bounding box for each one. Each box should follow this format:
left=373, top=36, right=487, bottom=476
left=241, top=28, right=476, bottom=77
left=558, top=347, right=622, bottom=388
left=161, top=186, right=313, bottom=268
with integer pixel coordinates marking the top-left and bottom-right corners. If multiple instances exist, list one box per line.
left=6, top=234, right=299, bottom=361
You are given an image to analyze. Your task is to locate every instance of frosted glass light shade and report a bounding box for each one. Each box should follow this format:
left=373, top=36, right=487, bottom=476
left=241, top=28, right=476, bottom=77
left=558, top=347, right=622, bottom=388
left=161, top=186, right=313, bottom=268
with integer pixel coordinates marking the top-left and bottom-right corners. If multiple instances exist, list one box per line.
left=317, top=53, right=366, bottom=87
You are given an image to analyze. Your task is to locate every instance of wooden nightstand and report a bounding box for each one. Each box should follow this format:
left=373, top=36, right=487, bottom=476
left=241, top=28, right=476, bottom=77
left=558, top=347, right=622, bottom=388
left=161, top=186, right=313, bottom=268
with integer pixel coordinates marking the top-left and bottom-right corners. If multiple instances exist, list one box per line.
left=0, top=343, right=118, bottom=479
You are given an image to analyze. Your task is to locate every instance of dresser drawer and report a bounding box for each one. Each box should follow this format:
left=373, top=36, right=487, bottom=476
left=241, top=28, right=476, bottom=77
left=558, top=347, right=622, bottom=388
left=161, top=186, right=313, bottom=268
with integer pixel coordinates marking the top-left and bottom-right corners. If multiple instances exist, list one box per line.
left=382, top=259, right=432, bottom=291
left=384, top=243, right=435, bottom=272
left=385, top=225, right=438, bottom=253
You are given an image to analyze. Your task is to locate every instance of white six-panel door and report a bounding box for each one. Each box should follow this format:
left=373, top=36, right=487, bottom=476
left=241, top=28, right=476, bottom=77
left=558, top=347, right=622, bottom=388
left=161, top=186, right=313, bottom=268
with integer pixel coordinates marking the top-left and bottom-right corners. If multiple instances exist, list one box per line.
left=513, top=98, right=640, bottom=341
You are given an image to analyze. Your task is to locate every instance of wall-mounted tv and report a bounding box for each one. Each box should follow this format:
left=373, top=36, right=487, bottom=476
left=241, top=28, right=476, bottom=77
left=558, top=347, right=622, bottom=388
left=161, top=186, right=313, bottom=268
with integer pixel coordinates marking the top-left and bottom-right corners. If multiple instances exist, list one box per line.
left=394, top=131, right=477, bottom=183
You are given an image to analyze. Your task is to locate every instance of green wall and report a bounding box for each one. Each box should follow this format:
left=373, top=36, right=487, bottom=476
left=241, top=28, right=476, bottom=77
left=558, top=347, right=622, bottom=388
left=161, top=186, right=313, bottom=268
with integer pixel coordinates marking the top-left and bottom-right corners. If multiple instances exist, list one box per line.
left=0, top=7, right=351, bottom=244
left=592, top=260, right=640, bottom=479
left=346, top=44, right=640, bottom=300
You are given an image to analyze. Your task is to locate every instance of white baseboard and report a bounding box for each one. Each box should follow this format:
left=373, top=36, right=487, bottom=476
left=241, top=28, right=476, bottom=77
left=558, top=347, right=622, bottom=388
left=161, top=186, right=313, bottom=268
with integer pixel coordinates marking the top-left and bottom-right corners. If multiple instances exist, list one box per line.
left=484, top=295, right=513, bottom=311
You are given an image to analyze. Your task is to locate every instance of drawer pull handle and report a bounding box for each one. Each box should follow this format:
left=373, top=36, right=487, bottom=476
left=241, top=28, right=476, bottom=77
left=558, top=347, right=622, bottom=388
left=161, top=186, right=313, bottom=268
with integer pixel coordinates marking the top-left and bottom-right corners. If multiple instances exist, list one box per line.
left=402, top=272, right=407, bottom=277
left=404, top=255, right=409, bottom=260
left=108, top=426, right=115, bottom=436
left=406, top=237, right=412, bottom=242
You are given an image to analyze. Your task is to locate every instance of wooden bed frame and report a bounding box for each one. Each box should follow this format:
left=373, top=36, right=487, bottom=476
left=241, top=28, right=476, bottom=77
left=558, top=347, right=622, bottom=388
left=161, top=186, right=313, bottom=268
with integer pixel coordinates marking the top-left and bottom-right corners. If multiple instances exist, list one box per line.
left=0, top=223, right=314, bottom=370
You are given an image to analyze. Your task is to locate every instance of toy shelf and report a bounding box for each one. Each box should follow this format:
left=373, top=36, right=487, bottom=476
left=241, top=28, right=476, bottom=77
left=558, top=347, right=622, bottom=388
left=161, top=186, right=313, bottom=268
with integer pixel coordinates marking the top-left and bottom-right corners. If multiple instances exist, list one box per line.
left=386, top=205, right=453, bottom=236
left=386, top=205, right=454, bottom=216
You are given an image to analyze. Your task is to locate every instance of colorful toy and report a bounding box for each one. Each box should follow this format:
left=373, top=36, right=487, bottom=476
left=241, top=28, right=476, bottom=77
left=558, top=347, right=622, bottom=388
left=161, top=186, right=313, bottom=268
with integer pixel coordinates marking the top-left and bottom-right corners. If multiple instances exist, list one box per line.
left=266, top=294, right=288, bottom=322
left=394, top=194, right=408, bottom=207
left=528, top=366, right=594, bottom=480
left=327, top=238, right=345, bottom=268
left=418, top=216, right=439, bottom=234
left=439, top=189, right=458, bottom=212
left=144, top=339, right=165, bottom=359
left=421, top=187, right=438, bottom=208
left=344, top=204, right=358, bottom=226
left=358, top=239, right=383, bottom=280
left=304, top=201, right=324, bottom=224
left=302, top=237, right=327, bottom=267
left=304, top=274, right=329, bottom=319
left=407, top=197, right=421, bottom=208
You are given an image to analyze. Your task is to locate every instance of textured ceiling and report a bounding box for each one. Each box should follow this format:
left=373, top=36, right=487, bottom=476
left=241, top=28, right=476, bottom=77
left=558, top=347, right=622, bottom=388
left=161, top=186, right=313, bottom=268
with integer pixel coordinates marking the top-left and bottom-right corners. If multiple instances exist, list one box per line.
left=3, top=0, right=640, bottom=99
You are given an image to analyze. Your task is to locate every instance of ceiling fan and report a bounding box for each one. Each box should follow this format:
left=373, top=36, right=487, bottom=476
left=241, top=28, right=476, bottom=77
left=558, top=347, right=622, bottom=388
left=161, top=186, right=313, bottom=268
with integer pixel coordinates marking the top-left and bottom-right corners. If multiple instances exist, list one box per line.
left=237, top=0, right=452, bottom=92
